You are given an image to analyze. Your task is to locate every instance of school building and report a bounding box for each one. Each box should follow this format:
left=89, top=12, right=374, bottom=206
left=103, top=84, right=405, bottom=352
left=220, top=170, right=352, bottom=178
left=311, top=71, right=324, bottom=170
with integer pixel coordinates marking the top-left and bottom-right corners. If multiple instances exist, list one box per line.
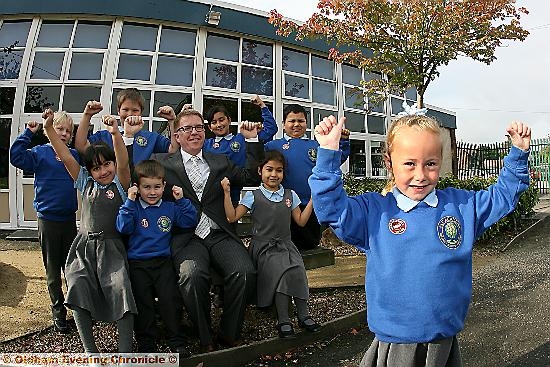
left=0, top=0, right=456, bottom=230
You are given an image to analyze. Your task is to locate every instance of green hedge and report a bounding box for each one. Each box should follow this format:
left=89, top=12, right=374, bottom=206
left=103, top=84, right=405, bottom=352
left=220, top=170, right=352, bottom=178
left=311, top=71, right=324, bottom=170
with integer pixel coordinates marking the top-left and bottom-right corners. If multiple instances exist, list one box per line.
left=342, top=174, right=539, bottom=241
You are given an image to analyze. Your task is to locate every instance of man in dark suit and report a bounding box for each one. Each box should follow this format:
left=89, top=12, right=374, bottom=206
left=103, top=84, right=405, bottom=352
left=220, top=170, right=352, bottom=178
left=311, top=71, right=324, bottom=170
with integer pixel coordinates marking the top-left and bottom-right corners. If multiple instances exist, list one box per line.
left=152, top=109, right=262, bottom=352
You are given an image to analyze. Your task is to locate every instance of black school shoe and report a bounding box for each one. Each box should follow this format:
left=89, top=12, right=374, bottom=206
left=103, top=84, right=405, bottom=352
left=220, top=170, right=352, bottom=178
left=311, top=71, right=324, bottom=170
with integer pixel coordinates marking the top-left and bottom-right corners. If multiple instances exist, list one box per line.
left=298, top=317, right=321, bottom=333
left=277, top=322, right=295, bottom=338
left=53, top=317, right=69, bottom=333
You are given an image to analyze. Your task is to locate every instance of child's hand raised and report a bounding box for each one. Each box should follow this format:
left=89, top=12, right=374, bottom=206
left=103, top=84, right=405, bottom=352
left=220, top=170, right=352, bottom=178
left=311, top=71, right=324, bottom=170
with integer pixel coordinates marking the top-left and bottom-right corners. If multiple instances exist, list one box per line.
left=157, top=105, right=176, bottom=121
left=506, top=122, right=531, bottom=151
left=42, top=109, right=55, bottom=129
left=172, top=185, right=183, bottom=200
left=314, top=115, right=346, bottom=151
left=83, top=100, right=103, bottom=117
left=26, top=120, right=41, bottom=134
left=240, top=121, right=259, bottom=139
left=102, top=115, right=120, bottom=135
left=124, top=116, right=143, bottom=136
left=221, top=177, right=231, bottom=193
left=128, top=184, right=138, bottom=201
left=250, top=95, right=266, bottom=108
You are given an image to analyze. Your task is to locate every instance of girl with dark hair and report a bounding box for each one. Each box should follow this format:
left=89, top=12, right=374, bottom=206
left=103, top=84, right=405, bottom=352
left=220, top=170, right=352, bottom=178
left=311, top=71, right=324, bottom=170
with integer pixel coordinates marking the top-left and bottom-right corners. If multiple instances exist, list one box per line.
left=43, top=107, right=136, bottom=353
left=221, top=150, right=321, bottom=338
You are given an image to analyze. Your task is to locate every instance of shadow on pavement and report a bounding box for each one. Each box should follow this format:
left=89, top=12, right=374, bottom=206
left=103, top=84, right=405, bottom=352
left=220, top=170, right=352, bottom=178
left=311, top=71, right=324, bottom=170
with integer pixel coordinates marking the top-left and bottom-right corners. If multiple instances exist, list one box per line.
left=507, top=342, right=550, bottom=367
left=0, top=262, right=27, bottom=307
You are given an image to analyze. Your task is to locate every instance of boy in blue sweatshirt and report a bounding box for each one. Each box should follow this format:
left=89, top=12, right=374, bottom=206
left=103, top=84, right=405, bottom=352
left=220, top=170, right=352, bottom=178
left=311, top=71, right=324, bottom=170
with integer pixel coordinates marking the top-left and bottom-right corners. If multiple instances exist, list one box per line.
left=309, top=114, right=531, bottom=366
left=265, top=104, right=350, bottom=251
left=116, top=159, right=197, bottom=355
left=9, top=112, right=79, bottom=333
left=75, top=88, right=179, bottom=172
left=204, top=95, right=278, bottom=203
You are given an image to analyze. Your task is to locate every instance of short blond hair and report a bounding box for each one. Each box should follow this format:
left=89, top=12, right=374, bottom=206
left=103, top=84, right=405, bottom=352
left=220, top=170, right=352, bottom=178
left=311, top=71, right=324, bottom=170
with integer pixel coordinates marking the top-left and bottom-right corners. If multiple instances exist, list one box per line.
left=382, top=115, right=442, bottom=194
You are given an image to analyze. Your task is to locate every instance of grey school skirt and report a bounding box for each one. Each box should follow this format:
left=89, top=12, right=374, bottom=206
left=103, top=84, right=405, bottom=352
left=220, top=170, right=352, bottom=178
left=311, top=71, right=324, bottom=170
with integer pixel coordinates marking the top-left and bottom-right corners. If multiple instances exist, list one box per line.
left=360, top=336, right=462, bottom=367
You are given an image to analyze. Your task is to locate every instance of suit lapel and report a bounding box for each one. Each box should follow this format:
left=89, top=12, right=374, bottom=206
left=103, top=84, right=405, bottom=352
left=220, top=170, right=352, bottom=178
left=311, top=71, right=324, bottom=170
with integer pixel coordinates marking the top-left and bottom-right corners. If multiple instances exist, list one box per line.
left=202, top=153, right=218, bottom=196
left=166, top=151, right=198, bottom=201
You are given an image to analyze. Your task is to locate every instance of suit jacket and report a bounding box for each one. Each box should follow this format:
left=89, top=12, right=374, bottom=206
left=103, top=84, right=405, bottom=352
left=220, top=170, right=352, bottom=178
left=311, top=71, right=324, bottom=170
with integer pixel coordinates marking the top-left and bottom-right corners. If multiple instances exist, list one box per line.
left=152, top=142, right=263, bottom=243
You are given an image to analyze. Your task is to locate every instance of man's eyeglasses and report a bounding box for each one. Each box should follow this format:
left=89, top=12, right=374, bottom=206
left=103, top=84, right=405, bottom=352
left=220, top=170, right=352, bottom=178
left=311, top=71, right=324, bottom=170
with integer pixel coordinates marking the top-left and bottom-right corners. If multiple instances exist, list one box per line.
left=176, top=125, right=205, bottom=134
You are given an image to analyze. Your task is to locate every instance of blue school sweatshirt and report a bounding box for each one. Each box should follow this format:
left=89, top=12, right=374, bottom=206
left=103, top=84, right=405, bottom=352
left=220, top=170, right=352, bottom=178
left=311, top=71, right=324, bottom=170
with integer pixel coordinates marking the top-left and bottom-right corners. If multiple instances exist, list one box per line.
left=116, top=197, right=197, bottom=260
left=309, top=146, right=529, bottom=343
left=9, top=128, right=79, bottom=221
left=203, top=106, right=278, bottom=167
left=89, top=129, right=170, bottom=165
left=265, top=135, right=350, bottom=204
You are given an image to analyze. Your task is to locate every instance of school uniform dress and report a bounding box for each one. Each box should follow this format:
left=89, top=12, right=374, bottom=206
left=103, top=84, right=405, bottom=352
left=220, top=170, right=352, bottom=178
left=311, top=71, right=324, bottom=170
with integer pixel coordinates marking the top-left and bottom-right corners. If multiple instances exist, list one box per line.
left=309, top=146, right=530, bottom=367
left=116, top=196, right=197, bottom=352
left=265, top=134, right=350, bottom=250
left=64, top=169, right=136, bottom=322
left=240, top=186, right=309, bottom=307
left=204, top=106, right=278, bottom=203
left=9, top=128, right=79, bottom=321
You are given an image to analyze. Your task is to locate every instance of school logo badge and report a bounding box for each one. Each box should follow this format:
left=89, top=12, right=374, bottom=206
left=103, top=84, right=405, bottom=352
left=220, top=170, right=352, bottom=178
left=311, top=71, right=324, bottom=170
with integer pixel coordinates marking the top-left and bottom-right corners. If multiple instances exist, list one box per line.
left=285, top=198, right=292, bottom=208
left=213, top=142, right=220, bottom=149
left=157, top=216, right=172, bottom=232
left=282, top=143, right=290, bottom=150
left=437, top=216, right=462, bottom=249
left=141, top=218, right=149, bottom=228
left=308, top=148, right=317, bottom=162
left=388, top=218, right=407, bottom=235
left=230, top=141, right=241, bottom=152
left=105, top=190, right=115, bottom=199
left=136, top=136, right=147, bottom=147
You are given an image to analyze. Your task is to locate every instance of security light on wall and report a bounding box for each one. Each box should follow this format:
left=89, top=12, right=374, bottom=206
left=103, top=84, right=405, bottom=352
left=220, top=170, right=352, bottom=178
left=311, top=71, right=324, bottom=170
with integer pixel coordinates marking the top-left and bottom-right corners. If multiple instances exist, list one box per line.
left=205, top=5, right=221, bottom=26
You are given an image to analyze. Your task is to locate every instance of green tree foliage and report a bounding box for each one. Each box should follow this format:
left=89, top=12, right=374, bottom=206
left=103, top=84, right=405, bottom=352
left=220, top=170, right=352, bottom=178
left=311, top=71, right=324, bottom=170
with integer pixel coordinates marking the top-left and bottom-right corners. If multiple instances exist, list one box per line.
left=269, top=0, right=529, bottom=108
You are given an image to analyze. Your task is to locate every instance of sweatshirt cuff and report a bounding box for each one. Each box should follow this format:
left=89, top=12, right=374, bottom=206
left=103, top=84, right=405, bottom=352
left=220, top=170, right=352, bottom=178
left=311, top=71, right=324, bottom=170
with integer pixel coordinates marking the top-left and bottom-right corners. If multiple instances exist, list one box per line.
left=316, top=148, right=343, bottom=172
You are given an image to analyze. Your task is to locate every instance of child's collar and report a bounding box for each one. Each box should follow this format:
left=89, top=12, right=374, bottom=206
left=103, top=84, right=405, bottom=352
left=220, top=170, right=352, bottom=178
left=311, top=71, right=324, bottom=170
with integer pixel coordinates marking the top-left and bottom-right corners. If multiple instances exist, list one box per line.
left=214, top=133, right=234, bottom=143
left=283, top=133, right=309, bottom=141
left=392, top=187, right=438, bottom=212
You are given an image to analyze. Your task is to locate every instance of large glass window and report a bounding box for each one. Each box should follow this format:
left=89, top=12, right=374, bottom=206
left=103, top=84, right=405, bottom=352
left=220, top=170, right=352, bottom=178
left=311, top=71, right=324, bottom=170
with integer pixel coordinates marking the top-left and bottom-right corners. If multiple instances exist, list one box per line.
left=0, top=88, right=16, bottom=115
left=68, top=52, right=103, bottom=80
left=117, top=54, right=152, bottom=81
left=119, top=23, right=157, bottom=51
left=205, top=35, right=273, bottom=96
left=73, top=22, right=111, bottom=49
left=370, top=141, right=387, bottom=177
left=342, top=64, right=386, bottom=135
left=24, top=86, right=62, bottom=112
left=36, top=22, right=72, bottom=48
left=349, top=140, right=367, bottom=177
left=0, top=118, right=11, bottom=189
left=25, top=20, right=112, bottom=116
left=282, top=48, right=336, bottom=106
left=0, top=20, right=31, bottom=80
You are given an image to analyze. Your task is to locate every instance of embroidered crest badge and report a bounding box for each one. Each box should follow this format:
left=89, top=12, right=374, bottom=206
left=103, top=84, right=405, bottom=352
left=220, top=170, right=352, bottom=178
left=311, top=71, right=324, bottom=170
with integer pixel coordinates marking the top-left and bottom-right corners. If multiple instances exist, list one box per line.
left=388, top=218, right=407, bottom=235
left=136, top=136, right=147, bottom=147
left=157, top=216, right=172, bottom=232
left=141, top=218, right=149, bottom=228
left=437, top=216, right=462, bottom=249
left=230, top=141, right=241, bottom=152
left=282, top=143, right=290, bottom=150
left=213, top=142, right=220, bottom=149
left=105, top=190, right=115, bottom=200
left=285, top=198, right=292, bottom=208
left=307, top=148, right=317, bottom=162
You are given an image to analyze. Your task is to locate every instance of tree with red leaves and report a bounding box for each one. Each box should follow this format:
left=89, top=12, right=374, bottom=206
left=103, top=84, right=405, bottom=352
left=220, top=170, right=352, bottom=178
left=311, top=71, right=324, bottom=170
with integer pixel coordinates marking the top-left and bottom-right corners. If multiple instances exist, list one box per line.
left=269, top=0, right=529, bottom=108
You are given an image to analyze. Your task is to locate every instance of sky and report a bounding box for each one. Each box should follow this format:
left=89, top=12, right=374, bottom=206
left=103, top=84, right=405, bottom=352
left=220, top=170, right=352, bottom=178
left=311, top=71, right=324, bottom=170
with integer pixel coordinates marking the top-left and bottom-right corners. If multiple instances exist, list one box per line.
left=220, top=0, right=550, bottom=143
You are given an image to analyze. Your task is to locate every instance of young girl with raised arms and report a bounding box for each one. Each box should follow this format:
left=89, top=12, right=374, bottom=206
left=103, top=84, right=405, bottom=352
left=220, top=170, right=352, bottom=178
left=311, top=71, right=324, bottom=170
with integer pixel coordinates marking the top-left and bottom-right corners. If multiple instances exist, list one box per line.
left=221, top=150, right=321, bottom=338
left=310, top=114, right=531, bottom=366
left=43, top=104, right=137, bottom=353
